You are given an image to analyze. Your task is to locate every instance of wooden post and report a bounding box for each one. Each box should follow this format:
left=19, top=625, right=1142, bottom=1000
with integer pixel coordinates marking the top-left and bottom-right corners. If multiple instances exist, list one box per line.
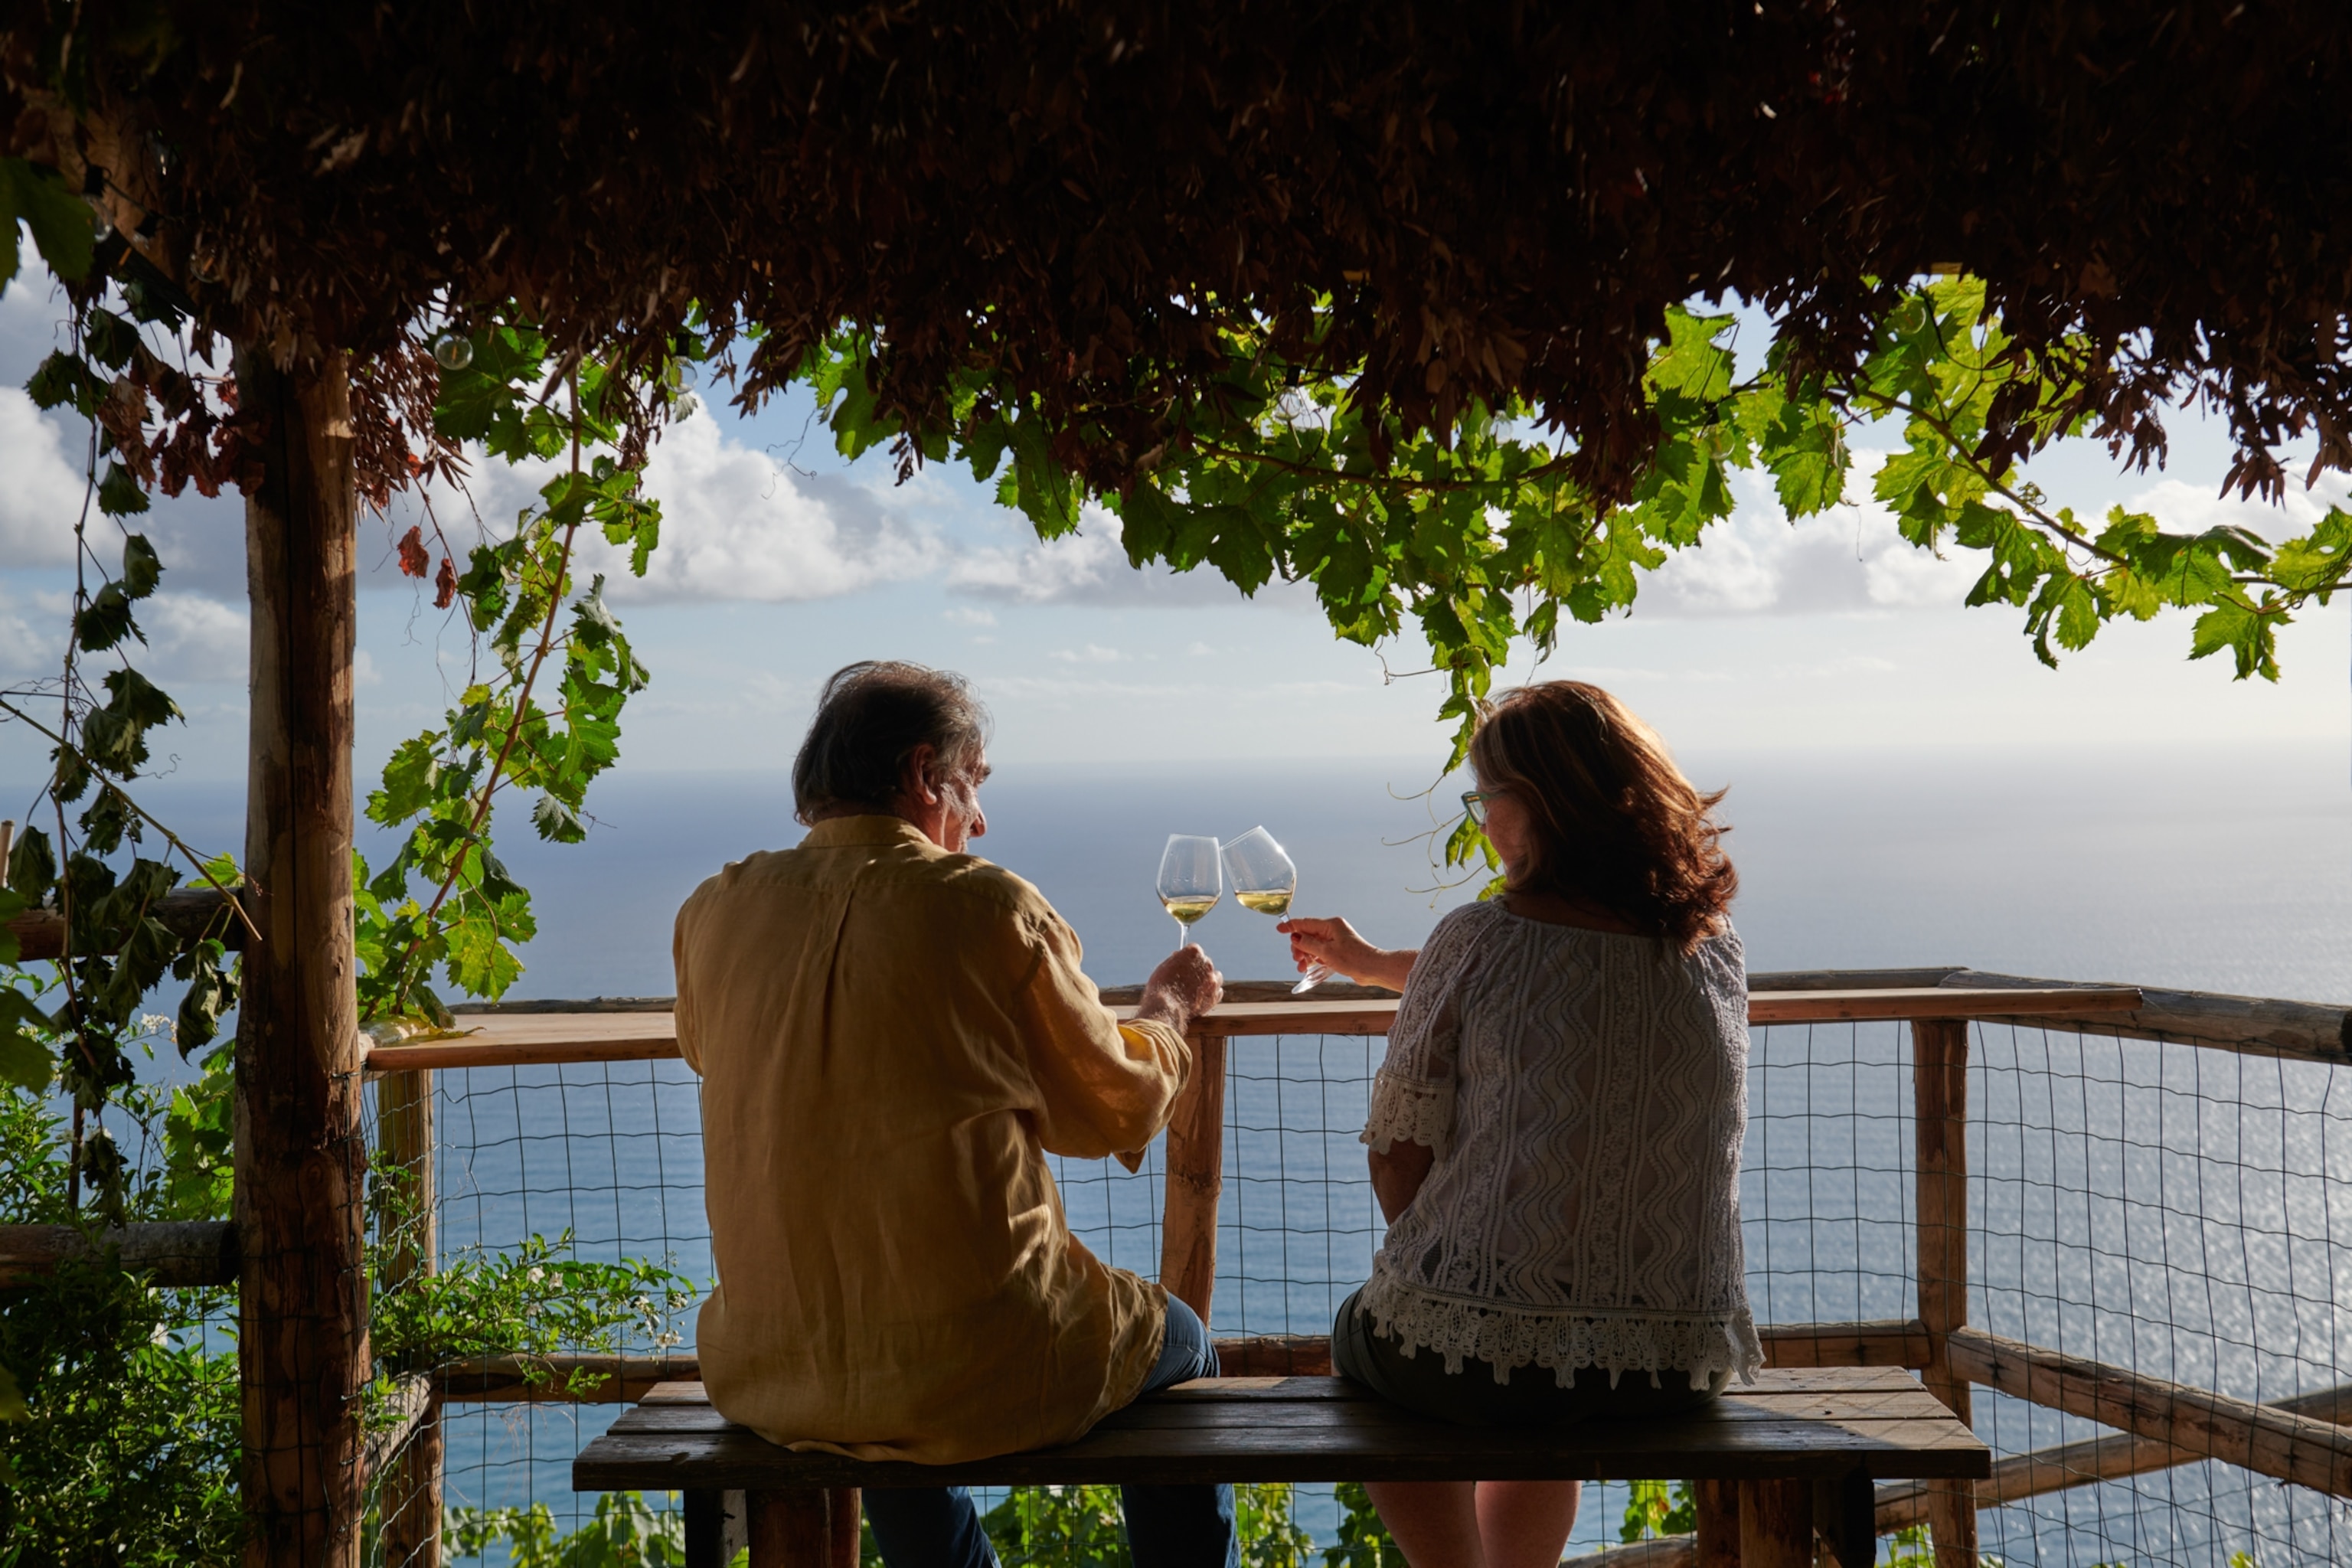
left=1158, top=1031, right=1228, bottom=1323
left=746, top=1488, right=859, bottom=1568
left=236, top=347, right=365, bottom=1568
left=1913, top=1018, right=1978, bottom=1568
left=1691, top=1477, right=1740, bottom=1566
left=376, top=1069, right=439, bottom=1567
left=1735, top=1478, right=1811, bottom=1568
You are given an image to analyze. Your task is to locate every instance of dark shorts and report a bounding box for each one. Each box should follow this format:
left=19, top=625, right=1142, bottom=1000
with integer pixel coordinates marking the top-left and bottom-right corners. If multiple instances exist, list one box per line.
left=1331, top=1286, right=1730, bottom=1428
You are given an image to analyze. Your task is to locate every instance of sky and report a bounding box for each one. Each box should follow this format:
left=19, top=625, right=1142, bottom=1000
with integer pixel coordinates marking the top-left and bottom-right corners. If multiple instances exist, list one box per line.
left=3, top=264, right=2350, bottom=799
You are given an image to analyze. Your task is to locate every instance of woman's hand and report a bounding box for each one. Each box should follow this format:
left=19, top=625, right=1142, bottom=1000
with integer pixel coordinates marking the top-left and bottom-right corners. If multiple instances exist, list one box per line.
left=1134, top=944, right=1223, bottom=1035
left=1275, top=916, right=1416, bottom=991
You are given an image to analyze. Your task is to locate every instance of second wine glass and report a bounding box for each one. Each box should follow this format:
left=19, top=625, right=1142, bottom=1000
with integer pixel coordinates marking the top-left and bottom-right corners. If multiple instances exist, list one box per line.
left=1221, top=826, right=1332, bottom=992
left=1157, top=834, right=1223, bottom=943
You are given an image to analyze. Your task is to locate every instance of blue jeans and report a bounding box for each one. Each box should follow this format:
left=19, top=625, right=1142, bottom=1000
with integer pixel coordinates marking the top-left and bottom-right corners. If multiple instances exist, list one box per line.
left=862, top=1295, right=1239, bottom=1568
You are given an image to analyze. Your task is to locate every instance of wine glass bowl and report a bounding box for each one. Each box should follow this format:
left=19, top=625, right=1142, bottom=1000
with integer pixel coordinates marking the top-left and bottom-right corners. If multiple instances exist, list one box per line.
left=1157, top=835, right=1223, bottom=942
left=1221, top=826, right=1331, bottom=992
left=1220, top=827, right=1297, bottom=916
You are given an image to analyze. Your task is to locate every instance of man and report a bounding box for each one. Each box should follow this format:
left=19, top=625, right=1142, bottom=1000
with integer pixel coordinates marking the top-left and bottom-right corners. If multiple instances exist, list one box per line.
left=675, top=661, right=1236, bottom=1568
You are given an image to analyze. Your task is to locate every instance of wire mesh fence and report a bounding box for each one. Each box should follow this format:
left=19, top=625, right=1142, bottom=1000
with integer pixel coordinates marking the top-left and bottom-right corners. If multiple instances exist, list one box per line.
left=1967, top=1021, right=2352, bottom=1568
left=371, top=1011, right=2352, bottom=1567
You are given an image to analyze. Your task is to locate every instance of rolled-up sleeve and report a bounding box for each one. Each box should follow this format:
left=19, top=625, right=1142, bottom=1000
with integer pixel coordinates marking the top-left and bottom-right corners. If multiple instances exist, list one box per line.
left=1013, top=910, right=1192, bottom=1164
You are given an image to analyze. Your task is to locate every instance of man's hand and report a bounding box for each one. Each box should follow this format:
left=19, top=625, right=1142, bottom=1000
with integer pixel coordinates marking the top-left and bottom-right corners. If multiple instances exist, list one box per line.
left=1134, top=945, right=1223, bottom=1036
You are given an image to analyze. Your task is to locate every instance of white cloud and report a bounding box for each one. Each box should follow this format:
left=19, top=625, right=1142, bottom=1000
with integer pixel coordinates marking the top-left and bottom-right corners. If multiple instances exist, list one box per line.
left=942, top=606, right=996, bottom=627
left=2109, top=473, right=2352, bottom=541
left=142, top=593, right=248, bottom=684
left=1638, top=456, right=1977, bottom=618
left=0, top=590, right=51, bottom=678
left=574, top=413, right=934, bottom=603
left=0, top=388, right=86, bottom=567
left=1049, top=644, right=1126, bottom=664
left=946, top=504, right=1266, bottom=607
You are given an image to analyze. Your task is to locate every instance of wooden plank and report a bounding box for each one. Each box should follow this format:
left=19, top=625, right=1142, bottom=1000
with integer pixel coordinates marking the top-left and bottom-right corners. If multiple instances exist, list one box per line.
left=365, top=1012, right=681, bottom=1073
left=575, top=1370, right=1986, bottom=1490
left=1158, top=1033, right=1227, bottom=1321
left=1749, top=987, right=2138, bottom=1024
left=1941, top=969, right=2352, bottom=1066
left=436, top=1354, right=704, bottom=1404
left=8, top=885, right=246, bottom=961
left=1873, top=1377, right=2352, bottom=1527
left=1948, top=1327, right=2352, bottom=1498
left=613, top=1393, right=1954, bottom=1437
left=1913, top=1018, right=1978, bottom=1567
left=0, top=1220, right=237, bottom=1287
left=630, top=1367, right=1938, bottom=1412
left=366, top=988, right=2144, bottom=1073
left=1759, top=1319, right=1932, bottom=1370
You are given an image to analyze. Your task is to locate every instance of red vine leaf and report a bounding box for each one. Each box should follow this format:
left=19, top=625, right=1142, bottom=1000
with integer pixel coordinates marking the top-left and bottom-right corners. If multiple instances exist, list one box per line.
left=396, top=525, right=429, bottom=578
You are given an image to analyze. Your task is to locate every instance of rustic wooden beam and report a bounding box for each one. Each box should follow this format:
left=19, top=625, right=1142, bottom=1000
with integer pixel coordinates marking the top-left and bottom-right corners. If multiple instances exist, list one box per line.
left=7, top=886, right=247, bottom=962
left=1912, top=1018, right=1977, bottom=1568
left=434, top=1354, right=706, bottom=1404
left=375, top=1069, right=440, bottom=1568
left=0, top=1220, right=237, bottom=1286
left=1758, top=1319, right=1932, bottom=1369
left=1158, top=1031, right=1227, bottom=1323
left=1948, top=1327, right=2352, bottom=1498
left=361, top=1373, right=434, bottom=1488
left=237, top=346, right=367, bottom=1568
left=1874, top=1377, right=2352, bottom=1527
left=1569, top=1378, right=2352, bottom=1568
left=1943, top=969, right=2352, bottom=1066
left=360, top=988, right=2145, bottom=1073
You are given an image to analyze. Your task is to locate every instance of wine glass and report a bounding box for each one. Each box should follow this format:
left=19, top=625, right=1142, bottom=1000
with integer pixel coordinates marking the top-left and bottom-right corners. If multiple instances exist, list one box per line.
left=1220, top=825, right=1331, bottom=993
left=1157, top=835, right=1222, bottom=943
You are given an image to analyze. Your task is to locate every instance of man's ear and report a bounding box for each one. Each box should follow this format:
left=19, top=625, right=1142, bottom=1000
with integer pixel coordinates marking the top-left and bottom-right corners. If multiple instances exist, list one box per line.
left=898, top=742, right=942, bottom=805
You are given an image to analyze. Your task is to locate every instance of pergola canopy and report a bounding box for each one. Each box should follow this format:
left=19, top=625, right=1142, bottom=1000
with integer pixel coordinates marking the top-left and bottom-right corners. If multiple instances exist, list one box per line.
left=10, top=2, right=2352, bottom=498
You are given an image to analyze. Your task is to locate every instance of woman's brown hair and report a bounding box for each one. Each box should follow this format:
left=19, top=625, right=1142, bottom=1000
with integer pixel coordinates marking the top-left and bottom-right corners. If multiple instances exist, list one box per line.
left=1467, top=681, right=1736, bottom=954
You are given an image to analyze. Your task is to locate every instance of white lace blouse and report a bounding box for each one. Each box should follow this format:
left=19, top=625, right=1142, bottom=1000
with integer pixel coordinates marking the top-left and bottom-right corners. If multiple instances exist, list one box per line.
left=1357, top=900, right=1763, bottom=1390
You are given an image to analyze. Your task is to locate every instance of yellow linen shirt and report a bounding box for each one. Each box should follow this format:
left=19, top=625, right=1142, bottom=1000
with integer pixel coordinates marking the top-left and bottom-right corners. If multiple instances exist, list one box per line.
left=673, top=815, right=1191, bottom=1464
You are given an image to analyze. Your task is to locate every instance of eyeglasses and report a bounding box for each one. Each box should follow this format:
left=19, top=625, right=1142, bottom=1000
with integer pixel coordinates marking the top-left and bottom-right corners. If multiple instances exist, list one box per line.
left=1461, top=789, right=1504, bottom=825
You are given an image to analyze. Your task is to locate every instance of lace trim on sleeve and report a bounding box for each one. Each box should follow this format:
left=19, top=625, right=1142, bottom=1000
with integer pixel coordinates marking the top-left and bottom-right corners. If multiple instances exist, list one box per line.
left=1361, top=1067, right=1455, bottom=1158
left=1357, top=1266, right=1766, bottom=1390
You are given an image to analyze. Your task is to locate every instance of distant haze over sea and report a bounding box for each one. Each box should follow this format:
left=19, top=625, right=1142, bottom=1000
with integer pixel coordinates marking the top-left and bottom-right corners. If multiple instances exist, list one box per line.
left=28, top=735, right=2349, bottom=1010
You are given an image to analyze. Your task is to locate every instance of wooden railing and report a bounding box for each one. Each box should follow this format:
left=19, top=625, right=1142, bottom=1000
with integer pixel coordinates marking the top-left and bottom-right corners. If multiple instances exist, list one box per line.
left=20, top=967, right=2352, bottom=1568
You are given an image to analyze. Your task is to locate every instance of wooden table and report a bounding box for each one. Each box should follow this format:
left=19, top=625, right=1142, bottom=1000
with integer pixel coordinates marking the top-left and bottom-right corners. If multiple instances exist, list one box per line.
left=574, top=1367, right=1988, bottom=1567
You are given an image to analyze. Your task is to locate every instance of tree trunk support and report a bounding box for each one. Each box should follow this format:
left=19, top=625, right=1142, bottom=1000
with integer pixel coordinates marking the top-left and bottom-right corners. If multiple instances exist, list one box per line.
left=236, top=348, right=365, bottom=1568
left=1913, top=1018, right=1978, bottom=1568
left=376, top=1068, right=439, bottom=1566
left=1158, top=1032, right=1228, bottom=1323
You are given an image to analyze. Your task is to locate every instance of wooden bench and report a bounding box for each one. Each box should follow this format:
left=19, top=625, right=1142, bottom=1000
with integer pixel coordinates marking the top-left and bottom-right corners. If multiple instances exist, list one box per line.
left=573, top=1367, right=1988, bottom=1568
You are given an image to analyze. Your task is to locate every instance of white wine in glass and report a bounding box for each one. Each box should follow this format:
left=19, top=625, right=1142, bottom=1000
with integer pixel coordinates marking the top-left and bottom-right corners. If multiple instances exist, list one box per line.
left=1157, top=835, right=1223, bottom=943
left=1220, top=826, right=1330, bottom=991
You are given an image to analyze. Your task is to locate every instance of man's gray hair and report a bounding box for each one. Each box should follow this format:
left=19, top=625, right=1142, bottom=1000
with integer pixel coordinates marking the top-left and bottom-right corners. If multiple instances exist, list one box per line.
left=792, top=662, right=991, bottom=825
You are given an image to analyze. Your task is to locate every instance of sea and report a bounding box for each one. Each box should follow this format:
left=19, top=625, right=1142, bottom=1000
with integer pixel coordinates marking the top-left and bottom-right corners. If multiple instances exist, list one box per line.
left=17, top=739, right=2352, bottom=1566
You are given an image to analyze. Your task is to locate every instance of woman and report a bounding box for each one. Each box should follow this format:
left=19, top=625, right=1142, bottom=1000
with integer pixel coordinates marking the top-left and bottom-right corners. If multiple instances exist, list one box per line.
left=1279, top=681, right=1760, bottom=1568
